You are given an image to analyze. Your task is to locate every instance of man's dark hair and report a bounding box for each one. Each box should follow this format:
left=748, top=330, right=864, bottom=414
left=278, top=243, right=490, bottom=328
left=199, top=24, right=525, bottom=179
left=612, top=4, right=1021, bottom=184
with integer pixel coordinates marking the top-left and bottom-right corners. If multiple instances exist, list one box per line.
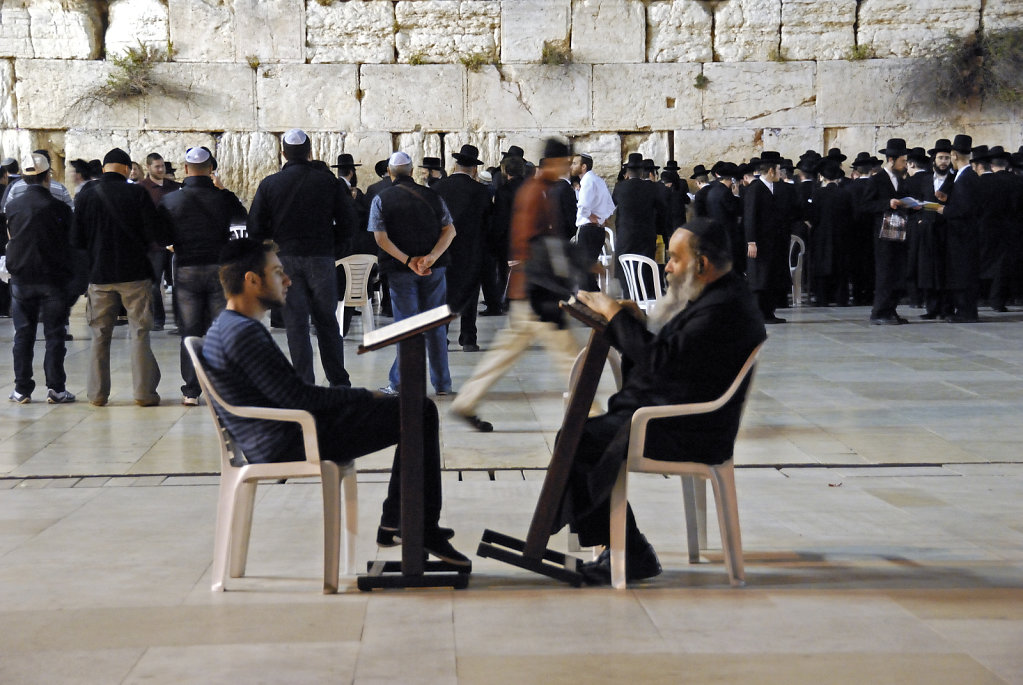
left=145, top=152, right=163, bottom=165
left=218, top=239, right=279, bottom=296
left=503, top=155, right=525, bottom=179
left=32, top=149, right=51, bottom=163
left=283, top=138, right=311, bottom=162
left=23, top=169, right=48, bottom=185
left=577, top=154, right=593, bottom=172
left=757, top=161, right=778, bottom=175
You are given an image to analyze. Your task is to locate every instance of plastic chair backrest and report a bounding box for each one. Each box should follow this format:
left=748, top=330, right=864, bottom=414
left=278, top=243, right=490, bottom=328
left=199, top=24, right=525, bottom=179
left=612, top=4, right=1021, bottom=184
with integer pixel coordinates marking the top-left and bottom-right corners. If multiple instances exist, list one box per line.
left=617, top=253, right=662, bottom=306
left=789, top=235, right=805, bottom=306
left=336, top=254, right=377, bottom=306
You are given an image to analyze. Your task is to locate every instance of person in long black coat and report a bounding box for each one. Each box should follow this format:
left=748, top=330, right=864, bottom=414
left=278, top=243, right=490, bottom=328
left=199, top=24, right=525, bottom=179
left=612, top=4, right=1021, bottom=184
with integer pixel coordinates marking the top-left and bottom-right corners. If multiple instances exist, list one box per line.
left=433, top=145, right=493, bottom=349
left=612, top=154, right=667, bottom=294
left=808, top=163, right=853, bottom=306
left=844, top=155, right=879, bottom=305
left=939, top=137, right=983, bottom=322
left=481, top=159, right=525, bottom=315
left=905, top=143, right=954, bottom=318
left=862, top=139, right=911, bottom=324
left=744, top=152, right=795, bottom=322
left=703, top=163, right=744, bottom=275
left=660, top=171, right=689, bottom=239
left=976, top=148, right=1022, bottom=311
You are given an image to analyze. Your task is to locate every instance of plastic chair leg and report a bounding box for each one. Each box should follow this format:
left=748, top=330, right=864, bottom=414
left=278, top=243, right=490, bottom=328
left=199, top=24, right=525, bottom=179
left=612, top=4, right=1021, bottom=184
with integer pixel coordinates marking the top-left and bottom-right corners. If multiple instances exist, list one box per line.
left=335, top=301, right=345, bottom=335
left=710, top=464, right=745, bottom=586
left=681, top=475, right=701, bottom=563
left=609, top=462, right=629, bottom=590
left=229, top=480, right=258, bottom=578
left=695, top=477, right=708, bottom=550
left=341, top=465, right=358, bottom=576
left=362, top=306, right=375, bottom=334
left=211, top=476, right=240, bottom=592
left=320, top=461, right=342, bottom=594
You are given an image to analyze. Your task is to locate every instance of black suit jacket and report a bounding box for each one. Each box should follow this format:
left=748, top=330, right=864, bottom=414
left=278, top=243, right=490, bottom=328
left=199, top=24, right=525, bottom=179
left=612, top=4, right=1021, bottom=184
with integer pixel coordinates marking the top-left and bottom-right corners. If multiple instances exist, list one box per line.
left=432, top=173, right=493, bottom=311
left=904, top=170, right=952, bottom=287
left=743, top=178, right=793, bottom=291
left=549, top=178, right=578, bottom=241
left=942, top=167, right=981, bottom=289
left=976, top=170, right=1022, bottom=279
left=612, top=178, right=666, bottom=258
left=705, top=180, right=744, bottom=273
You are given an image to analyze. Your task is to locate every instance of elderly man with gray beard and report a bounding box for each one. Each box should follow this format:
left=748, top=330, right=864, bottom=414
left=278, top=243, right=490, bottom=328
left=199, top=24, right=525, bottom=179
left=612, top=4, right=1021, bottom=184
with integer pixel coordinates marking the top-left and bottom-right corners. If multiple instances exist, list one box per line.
left=560, top=218, right=767, bottom=585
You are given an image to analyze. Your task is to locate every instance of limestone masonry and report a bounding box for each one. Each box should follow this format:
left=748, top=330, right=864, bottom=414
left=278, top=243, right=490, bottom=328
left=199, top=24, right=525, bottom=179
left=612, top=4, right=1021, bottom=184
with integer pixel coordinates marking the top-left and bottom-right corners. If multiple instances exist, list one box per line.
left=0, top=0, right=1020, bottom=201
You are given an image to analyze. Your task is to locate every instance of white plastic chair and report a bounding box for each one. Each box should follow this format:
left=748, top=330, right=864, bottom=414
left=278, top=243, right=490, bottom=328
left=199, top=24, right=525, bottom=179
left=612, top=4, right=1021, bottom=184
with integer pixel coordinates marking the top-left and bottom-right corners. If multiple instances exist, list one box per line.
left=597, top=227, right=617, bottom=295
left=335, top=254, right=378, bottom=336
left=609, top=343, right=763, bottom=589
left=789, top=235, right=805, bottom=307
left=617, top=253, right=663, bottom=311
left=184, top=337, right=358, bottom=594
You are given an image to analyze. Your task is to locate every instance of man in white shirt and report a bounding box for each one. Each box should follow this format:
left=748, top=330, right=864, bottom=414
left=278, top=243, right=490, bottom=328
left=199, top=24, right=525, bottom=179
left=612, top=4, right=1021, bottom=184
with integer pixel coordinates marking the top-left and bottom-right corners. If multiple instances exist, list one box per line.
left=570, top=153, right=615, bottom=289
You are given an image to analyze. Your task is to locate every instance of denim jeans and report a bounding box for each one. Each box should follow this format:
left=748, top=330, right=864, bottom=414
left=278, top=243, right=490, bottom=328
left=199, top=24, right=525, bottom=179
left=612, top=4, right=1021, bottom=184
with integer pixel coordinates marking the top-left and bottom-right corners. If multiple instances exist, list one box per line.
left=86, top=279, right=161, bottom=404
left=175, top=264, right=226, bottom=398
left=11, top=282, right=68, bottom=396
left=148, top=250, right=167, bottom=327
left=279, top=255, right=351, bottom=387
left=387, top=267, right=451, bottom=393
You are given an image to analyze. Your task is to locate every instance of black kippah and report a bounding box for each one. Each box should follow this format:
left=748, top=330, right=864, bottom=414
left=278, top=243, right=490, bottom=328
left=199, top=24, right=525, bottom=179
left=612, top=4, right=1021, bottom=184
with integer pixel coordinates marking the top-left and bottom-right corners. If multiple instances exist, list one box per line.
left=682, top=217, right=731, bottom=256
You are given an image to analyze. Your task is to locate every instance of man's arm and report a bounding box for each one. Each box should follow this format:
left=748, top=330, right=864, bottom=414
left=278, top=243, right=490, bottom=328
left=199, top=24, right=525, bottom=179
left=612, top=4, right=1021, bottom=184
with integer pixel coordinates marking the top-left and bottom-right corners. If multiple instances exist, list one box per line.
left=743, top=184, right=758, bottom=258
left=332, top=176, right=359, bottom=257
left=246, top=181, right=270, bottom=240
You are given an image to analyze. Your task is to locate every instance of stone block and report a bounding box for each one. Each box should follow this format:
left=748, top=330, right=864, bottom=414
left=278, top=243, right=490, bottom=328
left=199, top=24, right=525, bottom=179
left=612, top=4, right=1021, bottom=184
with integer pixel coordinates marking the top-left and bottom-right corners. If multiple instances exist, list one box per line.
left=257, top=64, right=360, bottom=131
left=307, top=0, right=395, bottom=65
left=501, top=0, right=570, bottom=63
left=395, top=1, right=500, bottom=64
left=396, top=131, right=444, bottom=177
left=0, top=4, right=33, bottom=58
left=1, top=128, right=44, bottom=168
left=142, top=63, right=255, bottom=131
left=703, top=62, right=816, bottom=128
left=106, top=0, right=169, bottom=57
left=63, top=129, right=133, bottom=186
left=759, top=127, right=826, bottom=161
left=15, top=59, right=143, bottom=129
left=233, top=0, right=304, bottom=63
left=673, top=128, right=824, bottom=170
left=215, top=131, right=281, bottom=206
left=713, top=0, right=782, bottom=62
left=621, top=131, right=671, bottom=166
left=780, top=0, right=856, bottom=61
left=646, top=0, right=713, bottom=63
left=593, top=64, right=702, bottom=130
left=361, top=64, right=464, bottom=131
left=27, top=0, right=103, bottom=60
left=816, top=60, right=934, bottom=127
left=984, top=0, right=1023, bottom=31
left=571, top=132, right=621, bottom=181
left=821, top=127, right=877, bottom=165
left=343, top=131, right=395, bottom=171
left=0, top=59, right=14, bottom=128
left=857, top=0, right=981, bottom=58
left=571, top=0, right=645, bottom=64
left=308, top=131, right=347, bottom=173
left=467, top=64, right=590, bottom=132
left=125, top=131, right=218, bottom=169
left=167, top=0, right=234, bottom=63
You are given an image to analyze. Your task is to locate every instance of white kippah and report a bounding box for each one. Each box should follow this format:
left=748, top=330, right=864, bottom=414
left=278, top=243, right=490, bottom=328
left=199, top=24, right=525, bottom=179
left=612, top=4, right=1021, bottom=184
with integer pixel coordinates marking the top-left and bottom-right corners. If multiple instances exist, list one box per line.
left=388, top=151, right=412, bottom=166
left=184, top=147, right=211, bottom=164
left=283, top=128, right=309, bottom=145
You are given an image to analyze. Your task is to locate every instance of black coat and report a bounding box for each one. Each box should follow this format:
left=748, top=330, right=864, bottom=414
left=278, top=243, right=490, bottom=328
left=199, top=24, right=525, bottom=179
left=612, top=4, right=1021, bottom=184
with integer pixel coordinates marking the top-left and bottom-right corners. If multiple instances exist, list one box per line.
left=905, top=170, right=952, bottom=289
left=942, top=167, right=981, bottom=290
left=843, top=177, right=877, bottom=288
left=809, top=183, right=853, bottom=278
left=549, top=178, right=578, bottom=241
left=744, top=178, right=794, bottom=291
left=432, top=173, right=493, bottom=313
left=611, top=177, right=666, bottom=259
left=976, top=170, right=1022, bottom=280
left=861, top=170, right=909, bottom=294
left=490, top=176, right=525, bottom=262
left=704, top=180, right=744, bottom=274
left=664, top=184, right=689, bottom=240
left=157, top=175, right=247, bottom=267
left=5, top=184, right=74, bottom=285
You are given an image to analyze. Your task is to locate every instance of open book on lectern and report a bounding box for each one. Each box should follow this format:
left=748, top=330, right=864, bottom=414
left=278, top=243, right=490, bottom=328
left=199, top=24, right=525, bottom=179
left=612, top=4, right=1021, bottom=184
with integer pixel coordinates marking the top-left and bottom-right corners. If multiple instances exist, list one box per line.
left=362, top=304, right=453, bottom=349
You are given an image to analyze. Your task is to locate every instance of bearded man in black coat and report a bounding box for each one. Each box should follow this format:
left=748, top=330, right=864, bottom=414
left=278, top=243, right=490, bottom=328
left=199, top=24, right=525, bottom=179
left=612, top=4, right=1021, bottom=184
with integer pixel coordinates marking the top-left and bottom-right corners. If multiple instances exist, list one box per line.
left=743, top=151, right=794, bottom=323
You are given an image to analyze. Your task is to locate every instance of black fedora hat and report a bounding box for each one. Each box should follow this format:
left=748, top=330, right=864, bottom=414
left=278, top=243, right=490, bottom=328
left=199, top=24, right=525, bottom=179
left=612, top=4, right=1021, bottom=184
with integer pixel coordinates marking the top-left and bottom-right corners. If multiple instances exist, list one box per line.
left=878, top=138, right=908, bottom=157
left=758, top=150, right=783, bottom=164
left=969, top=145, right=989, bottom=162
left=1011, top=152, right=1023, bottom=169
left=689, top=163, right=710, bottom=178
left=624, top=152, right=645, bottom=169
left=374, top=159, right=388, bottom=177
left=851, top=151, right=875, bottom=169
left=420, top=156, right=444, bottom=170
left=643, top=158, right=660, bottom=172
left=330, top=153, right=361, bottom=169
left=928, top=139, right=952, bottom=155
left=501, top=145, right=524, bottom=159
left=452, top=144, right=484, bottom=166
left=711, top=161, right=739, bottom=178
left=951, top=134, right=973, bottom=154
left=780, top=158, right=795, bottom=173
left=663, top=160, right=681, bottom=172
left=818, top=160, right=845, bottom=181
left=825, top=147, right=847, bottom=162
left=984, top=145, right=1011, bottom=163
left=907, top=147, right=930, bottom=166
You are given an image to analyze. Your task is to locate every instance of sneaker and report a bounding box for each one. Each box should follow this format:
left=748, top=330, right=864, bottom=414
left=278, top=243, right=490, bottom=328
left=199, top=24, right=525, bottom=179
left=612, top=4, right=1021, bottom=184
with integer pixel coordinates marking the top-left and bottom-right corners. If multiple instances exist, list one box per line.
left=8, top=391, right=30, bottom=404
left=435, top=389, right=455, bottom=397
left=378, top=386, right=399, bottom=396
left=423, top=530, right=471, bottom=567
left=182, top=396, right=199, bottom=407
left=46, top=389, right=76, bottom=404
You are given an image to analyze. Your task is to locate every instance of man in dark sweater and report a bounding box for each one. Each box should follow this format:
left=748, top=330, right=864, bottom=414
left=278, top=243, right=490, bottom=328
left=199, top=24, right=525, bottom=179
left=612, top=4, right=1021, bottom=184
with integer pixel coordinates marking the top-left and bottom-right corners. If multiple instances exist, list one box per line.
left=158, top=146, right=247, bottom=405
left=202, top=238, right=468, bottom=565
left=71, top=148, right=165, bottom=407
left=248, top=129, right=358, bottom=387
left=5, top=152, right=75, bottom=404
left=567, top=218, right=767, bottom=584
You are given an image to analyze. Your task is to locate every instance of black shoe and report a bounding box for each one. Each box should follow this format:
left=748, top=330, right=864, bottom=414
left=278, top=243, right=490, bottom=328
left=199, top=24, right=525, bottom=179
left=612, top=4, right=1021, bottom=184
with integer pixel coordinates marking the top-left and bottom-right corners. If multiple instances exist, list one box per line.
left=479, top=308, right=504, bottom=317
left=423, top=530, right=471, bottom=567
left=948, top=315, right=979, bottom=323
left=579, top=541, right=662, bottom=585
left=453, top=411, right=493, bottom=432
left=376, top=525, right=454, bottom=547
left=870, top=316, right=902, bottom=325
left=764, top=316, right=786, bottom=324
left=462, top=344, right=480, bottom=352
left=152, top=323, right=164, bottom=331
left=64, top=332, right=74, bottom=341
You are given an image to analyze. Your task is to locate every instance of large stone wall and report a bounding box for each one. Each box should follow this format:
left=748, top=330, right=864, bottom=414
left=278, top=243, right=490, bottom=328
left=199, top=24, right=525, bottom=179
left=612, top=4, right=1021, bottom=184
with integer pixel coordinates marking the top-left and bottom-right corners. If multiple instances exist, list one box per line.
left=0, top=0, right=1020, bottom=202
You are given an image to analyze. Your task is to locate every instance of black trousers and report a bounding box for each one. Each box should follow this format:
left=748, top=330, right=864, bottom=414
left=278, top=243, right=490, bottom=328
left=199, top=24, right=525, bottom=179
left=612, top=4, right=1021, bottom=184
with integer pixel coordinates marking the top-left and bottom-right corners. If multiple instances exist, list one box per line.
left=575, top=223, right=605, bottom=291
left=315, top=395, right=443, bottom=530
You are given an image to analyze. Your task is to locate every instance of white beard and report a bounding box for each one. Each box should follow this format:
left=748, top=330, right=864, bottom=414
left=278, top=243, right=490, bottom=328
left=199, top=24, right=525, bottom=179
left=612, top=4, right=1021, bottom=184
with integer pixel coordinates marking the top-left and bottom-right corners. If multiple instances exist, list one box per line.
left=646, top=259, right=705, bottom=333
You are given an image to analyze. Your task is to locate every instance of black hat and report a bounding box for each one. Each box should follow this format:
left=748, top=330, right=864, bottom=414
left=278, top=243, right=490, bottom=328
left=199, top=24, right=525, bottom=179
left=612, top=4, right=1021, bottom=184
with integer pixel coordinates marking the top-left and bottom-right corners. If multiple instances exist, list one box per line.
left=501, top=145, right=524, bottom=159
left=851, top=151, right=875, bottom=169
left=818, top=160, right=845, bottom=181
left=711, top=161, right=739, bottom=178
left=969, top=145, right=989, bottom=162
left=928, top=139, right=952, bottom=155
left=951, top=134, right=973, bottom=154
left=907, top=147, right=930, bottom=166
left=760, top=150, right=783, bottom=163
left=878, top=138, right=908, bottom=157
left=542, top=137, right=570, bottom=160
left=735, top=163, right=752, bottom=177
left=660, top=170, right=680, bottom=184
left=643, top=158, right=660, bottom=172
left=103, top=147, right=132, bottom=166
left=419, top=157, right=443, bottom=170
left=452, top=144, right=484, bottom=166
left=625, top=152, right=645, bottom=169
left=330, top=153, right=361, bottom=169
left=682, top=217, right=732, bottom=257
left=1011, top=152, right=1023, bottom=169
left=796, top=151, right=822, bottom=173
left=69, top=158, right=91, bottom=175
left=780, top=159, right=795, bottom=173
left=689, top=163, right=710, bottom=178
left=984, top=145, right=1011, bottom=163
left=825, top=147, right=847, bottom=162
left=374, top=159, right=388, bottom=177
left=164, top=162, right=177, bottom=175
left=663, top=160, right=681, bottom=172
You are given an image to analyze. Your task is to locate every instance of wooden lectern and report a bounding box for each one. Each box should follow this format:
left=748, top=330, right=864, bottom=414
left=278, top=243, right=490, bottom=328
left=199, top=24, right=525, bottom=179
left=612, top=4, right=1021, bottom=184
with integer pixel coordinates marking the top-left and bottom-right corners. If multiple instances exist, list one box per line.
left=477, top=300, right=611, bottom=586
left=356, top=304, right=470, bottom=591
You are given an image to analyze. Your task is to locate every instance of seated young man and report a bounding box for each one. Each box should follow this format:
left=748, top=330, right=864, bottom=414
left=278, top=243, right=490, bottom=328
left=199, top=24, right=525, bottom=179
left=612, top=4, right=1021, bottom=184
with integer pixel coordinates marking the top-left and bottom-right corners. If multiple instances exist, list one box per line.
left=202, top=238, right=468, bottom=566
left=566, top=218, right=767, bottom=584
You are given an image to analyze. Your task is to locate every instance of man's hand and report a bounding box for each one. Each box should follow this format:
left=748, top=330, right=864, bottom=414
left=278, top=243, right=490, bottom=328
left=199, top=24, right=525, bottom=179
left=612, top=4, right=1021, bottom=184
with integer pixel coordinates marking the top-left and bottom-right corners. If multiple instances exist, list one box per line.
left=576, top=290, right=623, bottom=320
left=409, top=255, right=433, bottom=276
left=747, top=242, right=757, bottom=259
left=889, top=198, right=903, bottom=210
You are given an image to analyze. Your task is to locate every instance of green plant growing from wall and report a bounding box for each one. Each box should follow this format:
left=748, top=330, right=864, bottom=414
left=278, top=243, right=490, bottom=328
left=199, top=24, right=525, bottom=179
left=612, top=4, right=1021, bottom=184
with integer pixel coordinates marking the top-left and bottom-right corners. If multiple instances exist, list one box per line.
left=694, top=72, right=710, bottom=90
left=541, top=40, right=571, bottom=66
left=908, top=29, right=1023, bottom=109
left=460, top=50, right=498, bottom=73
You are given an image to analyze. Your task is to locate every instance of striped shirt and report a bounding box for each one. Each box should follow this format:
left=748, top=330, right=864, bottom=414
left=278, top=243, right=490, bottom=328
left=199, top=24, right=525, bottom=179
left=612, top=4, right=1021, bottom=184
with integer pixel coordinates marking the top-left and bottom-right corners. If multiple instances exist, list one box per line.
left=202, top=310, right=373, bottom=463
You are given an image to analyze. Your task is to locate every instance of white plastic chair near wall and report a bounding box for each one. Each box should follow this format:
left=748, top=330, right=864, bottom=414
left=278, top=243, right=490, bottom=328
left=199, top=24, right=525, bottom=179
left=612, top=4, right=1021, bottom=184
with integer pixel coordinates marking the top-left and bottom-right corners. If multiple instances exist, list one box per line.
left=335, top=254, right=378, bottom=336
left=617, top=253, right=663, bottom=311
left=184, top=337, right=359, bottom=594
left=789, top=235, right=806, bottom=306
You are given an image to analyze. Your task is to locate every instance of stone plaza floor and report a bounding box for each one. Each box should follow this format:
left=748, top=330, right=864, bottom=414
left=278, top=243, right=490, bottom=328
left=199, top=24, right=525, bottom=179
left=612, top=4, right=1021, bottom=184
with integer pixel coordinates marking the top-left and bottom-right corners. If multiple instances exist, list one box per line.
left=1, top=300, right=1022, bottom=683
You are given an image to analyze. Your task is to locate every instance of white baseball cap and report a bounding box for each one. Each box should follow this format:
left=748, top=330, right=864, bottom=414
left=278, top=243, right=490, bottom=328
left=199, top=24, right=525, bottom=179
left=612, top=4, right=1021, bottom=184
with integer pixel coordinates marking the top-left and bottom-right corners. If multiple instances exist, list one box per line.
left=20, top=152, right=49, bottom=176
